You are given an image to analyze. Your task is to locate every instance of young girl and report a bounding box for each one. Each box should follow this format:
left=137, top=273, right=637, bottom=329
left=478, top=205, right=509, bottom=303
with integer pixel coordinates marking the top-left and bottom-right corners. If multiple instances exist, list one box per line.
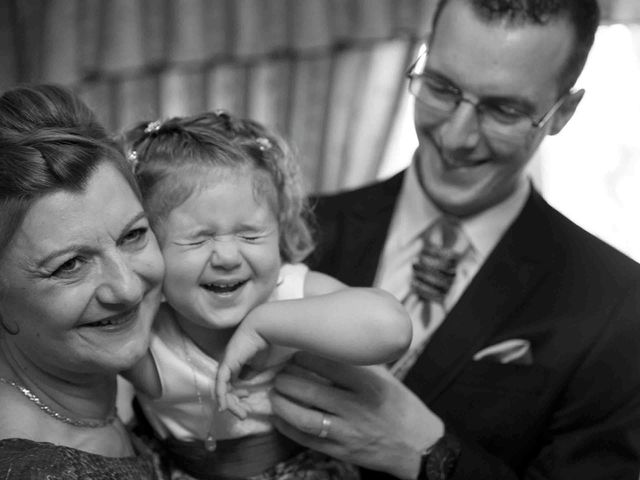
left=121, top=111, right=411, bottom=479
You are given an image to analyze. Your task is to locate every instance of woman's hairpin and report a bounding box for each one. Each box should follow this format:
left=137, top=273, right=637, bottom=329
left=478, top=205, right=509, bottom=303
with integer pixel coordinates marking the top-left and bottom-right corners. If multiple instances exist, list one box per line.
left=144, top=119, right=162, bottom=134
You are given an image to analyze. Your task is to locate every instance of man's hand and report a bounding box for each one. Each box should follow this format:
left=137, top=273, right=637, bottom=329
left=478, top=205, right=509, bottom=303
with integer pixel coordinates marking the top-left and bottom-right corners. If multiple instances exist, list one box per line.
left=270, top=352, right=444, bottom=479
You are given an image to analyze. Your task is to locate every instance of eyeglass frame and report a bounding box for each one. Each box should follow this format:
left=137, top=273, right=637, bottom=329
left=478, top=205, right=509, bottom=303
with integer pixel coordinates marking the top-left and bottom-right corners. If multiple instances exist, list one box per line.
left=405, top=50, right=571, bottom=135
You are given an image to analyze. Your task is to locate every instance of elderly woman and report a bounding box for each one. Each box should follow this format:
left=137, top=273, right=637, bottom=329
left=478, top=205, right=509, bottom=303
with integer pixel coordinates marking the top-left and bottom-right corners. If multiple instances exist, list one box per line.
left=0, top=84, right=166, bottom=478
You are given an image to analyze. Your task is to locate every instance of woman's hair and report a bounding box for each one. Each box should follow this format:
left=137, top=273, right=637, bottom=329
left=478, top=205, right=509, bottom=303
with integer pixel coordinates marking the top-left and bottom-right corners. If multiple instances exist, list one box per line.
left=120, top=111, right=314, bottom=263
left=0, top=84, right=138, bottom=255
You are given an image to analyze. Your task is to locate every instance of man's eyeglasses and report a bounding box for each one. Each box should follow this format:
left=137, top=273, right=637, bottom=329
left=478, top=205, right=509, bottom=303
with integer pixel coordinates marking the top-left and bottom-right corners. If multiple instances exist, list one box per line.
left=406, top=52, right=569, bottom=142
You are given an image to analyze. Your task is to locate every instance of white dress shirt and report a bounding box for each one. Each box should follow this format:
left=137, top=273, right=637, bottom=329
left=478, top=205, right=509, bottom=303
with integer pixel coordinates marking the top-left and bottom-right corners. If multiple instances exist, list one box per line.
left=376, top=160, right=530, bottom=371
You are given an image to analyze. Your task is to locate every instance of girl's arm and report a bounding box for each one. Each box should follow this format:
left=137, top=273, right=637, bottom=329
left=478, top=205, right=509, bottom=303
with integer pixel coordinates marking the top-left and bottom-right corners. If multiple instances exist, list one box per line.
left=216, top=271, right=411, bottom=415
left=250, top=270, right=412, bottom=364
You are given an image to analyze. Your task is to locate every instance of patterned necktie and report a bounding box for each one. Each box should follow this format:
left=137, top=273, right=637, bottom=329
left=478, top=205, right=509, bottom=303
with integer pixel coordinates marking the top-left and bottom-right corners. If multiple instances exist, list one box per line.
left=412, top=215, right=470, bottom=315
left=390, top=216, right=470, bottom=380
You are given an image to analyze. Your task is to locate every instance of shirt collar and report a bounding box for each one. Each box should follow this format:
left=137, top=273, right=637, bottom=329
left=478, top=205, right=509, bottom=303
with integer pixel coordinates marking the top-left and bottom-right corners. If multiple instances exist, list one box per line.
left=392, top=157, right=530, bottom=261
left=462, top=178, right=530, bottom=263
left=388, top=160, right=440, bottom=247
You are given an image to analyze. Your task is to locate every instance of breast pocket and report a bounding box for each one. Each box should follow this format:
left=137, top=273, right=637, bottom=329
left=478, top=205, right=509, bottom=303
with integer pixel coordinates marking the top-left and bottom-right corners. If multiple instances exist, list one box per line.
left=454, top=360, right=550, bottom=395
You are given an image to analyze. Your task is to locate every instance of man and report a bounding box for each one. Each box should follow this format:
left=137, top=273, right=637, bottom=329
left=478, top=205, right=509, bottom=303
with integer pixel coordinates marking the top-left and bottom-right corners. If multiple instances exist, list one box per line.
left=269, top=0, right=640, bottom=478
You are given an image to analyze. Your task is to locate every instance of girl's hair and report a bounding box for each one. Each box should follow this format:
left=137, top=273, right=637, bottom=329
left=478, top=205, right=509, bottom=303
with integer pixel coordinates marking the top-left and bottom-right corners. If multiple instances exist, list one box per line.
left=120, top=111, right=314, bottom=263
left=0, top=84, right=138, bottom=256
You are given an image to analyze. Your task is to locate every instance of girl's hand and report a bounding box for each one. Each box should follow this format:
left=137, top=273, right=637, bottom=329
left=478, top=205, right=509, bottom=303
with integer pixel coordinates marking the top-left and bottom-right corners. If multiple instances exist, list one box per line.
left=216, top=322, right=269, bottom=418
left=216, top=380, right=250, bottom=419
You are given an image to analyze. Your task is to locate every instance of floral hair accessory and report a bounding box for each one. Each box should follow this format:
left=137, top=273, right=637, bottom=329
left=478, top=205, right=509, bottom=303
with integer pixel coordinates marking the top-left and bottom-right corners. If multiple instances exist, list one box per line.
left=144, top=119, right=162, bottom=134
left=214, top=109, right=232, bottom=125
left=256, top=137, right=272, bottom=151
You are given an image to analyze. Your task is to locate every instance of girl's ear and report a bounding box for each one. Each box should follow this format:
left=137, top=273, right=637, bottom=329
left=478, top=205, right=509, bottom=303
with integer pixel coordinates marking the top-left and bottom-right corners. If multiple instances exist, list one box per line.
left=548, top=89, right=584, bottom=136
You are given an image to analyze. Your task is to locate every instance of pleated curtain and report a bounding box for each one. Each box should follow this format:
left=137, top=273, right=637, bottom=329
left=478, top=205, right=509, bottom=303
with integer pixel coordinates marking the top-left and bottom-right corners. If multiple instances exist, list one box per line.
left=1, top=0, right=639, bottom=193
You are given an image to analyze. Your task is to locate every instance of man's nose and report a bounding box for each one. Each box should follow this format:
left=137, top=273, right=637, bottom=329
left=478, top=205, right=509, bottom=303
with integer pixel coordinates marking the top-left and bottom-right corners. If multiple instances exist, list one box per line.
left=439, top=98, right=482, bottom=151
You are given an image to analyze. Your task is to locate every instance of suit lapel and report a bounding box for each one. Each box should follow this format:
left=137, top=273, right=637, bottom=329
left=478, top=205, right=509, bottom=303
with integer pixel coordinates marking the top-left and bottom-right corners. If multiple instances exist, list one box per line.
left=332, top=173, right=404, bottom=286
left=404, top=189, right=556, bottom=403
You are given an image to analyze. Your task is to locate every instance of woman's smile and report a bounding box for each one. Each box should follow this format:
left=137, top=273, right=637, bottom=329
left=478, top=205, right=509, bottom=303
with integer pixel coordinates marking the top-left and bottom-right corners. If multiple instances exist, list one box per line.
left=79, top=305, right=140, bottom=330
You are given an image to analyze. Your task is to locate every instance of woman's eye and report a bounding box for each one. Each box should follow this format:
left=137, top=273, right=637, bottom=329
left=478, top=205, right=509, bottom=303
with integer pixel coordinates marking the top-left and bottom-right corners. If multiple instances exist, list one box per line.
left=51, top=257, right=84, bottom=277
left=121, top=227, right=148, bottom=246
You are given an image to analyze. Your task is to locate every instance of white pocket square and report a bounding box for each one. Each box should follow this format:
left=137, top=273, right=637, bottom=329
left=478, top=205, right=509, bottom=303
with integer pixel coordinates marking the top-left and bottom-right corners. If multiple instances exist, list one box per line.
left=473, top=339, right=532, bottom=365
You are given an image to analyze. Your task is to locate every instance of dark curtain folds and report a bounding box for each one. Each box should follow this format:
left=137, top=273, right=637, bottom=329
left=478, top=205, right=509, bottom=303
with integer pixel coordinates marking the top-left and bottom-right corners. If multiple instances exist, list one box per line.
left=1, top=0, right=638, bottom=192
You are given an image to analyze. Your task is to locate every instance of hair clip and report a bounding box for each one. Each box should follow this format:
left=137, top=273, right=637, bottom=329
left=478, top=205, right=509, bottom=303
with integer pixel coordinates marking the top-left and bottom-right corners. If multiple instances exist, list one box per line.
left=256, top=137, right=272, bottom=151
left=214, top=109, right=232, bottom=124
left=144, top=120, right=162, bottom=134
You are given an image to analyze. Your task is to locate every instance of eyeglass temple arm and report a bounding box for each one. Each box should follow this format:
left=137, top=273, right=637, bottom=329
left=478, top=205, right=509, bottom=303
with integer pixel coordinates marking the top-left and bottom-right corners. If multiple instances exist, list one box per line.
left=532, top=92, right=571, bottom=128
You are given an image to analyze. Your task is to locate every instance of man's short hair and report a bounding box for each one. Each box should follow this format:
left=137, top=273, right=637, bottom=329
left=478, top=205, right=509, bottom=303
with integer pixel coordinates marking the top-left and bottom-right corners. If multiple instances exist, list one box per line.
left=430, top=0, right=600, bottom=93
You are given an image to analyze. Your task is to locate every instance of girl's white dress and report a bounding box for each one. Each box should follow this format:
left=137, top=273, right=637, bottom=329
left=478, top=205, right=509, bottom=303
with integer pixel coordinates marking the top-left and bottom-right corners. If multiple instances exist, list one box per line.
left=137, top=263, right=358, bottom=480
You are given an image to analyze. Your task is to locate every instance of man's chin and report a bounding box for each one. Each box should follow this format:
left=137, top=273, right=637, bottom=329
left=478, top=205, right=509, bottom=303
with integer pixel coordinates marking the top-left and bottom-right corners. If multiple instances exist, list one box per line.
left=425, top=183, right=487, bottom=218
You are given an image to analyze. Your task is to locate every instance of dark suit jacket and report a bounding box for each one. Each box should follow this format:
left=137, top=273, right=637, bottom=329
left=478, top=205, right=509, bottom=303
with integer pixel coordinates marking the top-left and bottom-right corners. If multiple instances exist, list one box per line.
left=307, top=171, right=640, bottom=479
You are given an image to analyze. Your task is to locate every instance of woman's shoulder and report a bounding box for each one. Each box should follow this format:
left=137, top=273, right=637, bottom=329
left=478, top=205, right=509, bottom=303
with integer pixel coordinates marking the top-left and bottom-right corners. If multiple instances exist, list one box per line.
left=0, top=437, right=165, bottom=479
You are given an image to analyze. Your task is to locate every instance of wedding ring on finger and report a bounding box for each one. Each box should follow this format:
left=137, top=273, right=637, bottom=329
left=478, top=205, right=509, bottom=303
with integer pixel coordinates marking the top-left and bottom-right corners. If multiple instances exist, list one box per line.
left=318, top=414, right=331, bottom=438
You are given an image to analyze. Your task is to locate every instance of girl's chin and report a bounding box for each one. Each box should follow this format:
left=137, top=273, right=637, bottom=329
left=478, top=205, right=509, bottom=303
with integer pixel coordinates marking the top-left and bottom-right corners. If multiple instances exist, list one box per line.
left=185, top=311, right=243, bottom=331
left=201, top=304, right=248, bottom=328
left=206, top=317, right=244, bottom=330
left=175, top=305, right=246, bottom=332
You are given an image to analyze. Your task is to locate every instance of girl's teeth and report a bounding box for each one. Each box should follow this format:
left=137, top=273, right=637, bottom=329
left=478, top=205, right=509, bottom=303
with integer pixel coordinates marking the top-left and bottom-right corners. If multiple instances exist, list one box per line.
left=203, top=280, right=246, bottom=293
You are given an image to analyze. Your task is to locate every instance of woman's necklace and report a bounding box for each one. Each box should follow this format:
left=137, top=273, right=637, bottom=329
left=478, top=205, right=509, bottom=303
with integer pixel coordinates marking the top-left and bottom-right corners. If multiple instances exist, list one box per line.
left=180, top=332, right=218, bottom=451
left=0, top=377, right=117, bottom=428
